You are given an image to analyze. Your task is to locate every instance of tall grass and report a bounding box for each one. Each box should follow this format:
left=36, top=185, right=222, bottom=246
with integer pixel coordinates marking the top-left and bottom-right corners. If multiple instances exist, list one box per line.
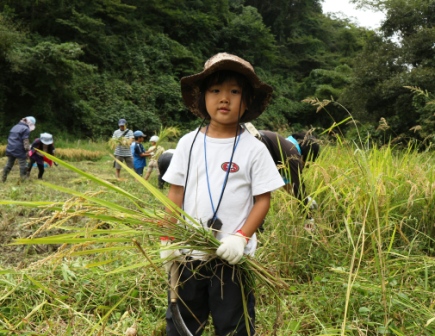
left=0, top=127, right=435, bottom=335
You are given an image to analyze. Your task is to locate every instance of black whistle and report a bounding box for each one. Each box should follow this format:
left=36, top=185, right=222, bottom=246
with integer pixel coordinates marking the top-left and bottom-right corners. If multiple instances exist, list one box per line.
left=207, top=217, right=223, bottom=231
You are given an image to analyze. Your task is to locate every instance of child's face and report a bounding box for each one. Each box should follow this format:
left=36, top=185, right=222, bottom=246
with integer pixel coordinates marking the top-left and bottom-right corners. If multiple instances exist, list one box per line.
left=205, top=79, right=246, bottom=126
left=138, top=137, right=144, bottom=143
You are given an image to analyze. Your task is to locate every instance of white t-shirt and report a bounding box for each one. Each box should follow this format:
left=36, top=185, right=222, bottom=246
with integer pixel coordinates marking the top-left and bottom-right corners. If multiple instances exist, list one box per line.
left=163, top=129, right=284, bottom=255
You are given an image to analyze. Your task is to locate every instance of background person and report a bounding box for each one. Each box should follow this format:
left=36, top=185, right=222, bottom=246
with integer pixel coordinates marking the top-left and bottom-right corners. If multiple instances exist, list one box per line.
left=112, top=118, right=134, bottom=180
left=258, top=130, right=320, bottom=207
left=144, top=135, right=164, bottom=181
left=2, top=116, right=36, bottom=182
left=254, top=128, right=320, bottom=230
left=130, top=130, right=149, bottom=176
left=157, top=148, right=175, bottom=189
left=27, top=132, right=56, bottom=180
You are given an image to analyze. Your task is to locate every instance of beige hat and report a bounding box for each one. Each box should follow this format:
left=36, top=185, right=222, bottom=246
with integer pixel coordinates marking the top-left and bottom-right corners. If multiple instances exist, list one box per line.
left=180, top=53, right=273, bottom=122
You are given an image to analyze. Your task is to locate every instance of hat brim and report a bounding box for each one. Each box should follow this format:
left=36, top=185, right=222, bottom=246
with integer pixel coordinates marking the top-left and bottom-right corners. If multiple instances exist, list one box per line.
left=181, top=59, right=273, bottom=122
left=41, top=139, right=53, bottom=145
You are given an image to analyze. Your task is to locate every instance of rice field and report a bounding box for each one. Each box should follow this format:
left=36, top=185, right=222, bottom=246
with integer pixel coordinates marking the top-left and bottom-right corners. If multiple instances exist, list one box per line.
left=0, top=136, right=434, bottom=335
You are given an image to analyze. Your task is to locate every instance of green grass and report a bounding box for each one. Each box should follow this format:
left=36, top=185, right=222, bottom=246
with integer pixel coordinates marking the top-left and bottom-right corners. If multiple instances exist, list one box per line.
left=0, top=137, right=435, bottom=335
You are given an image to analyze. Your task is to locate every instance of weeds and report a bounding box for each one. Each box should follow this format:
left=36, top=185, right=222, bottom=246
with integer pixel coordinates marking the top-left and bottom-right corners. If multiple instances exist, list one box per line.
left=0, top=126, right=435, bottom=335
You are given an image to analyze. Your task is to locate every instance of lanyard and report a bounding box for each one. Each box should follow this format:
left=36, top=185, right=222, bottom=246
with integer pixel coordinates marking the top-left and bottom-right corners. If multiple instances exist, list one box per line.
left=204, top=125, right=241, bottom=224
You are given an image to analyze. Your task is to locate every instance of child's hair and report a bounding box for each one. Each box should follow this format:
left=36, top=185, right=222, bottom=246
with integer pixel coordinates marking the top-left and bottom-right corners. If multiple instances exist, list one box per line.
left=292, top=132, right=320, bottom=163
left=196, top=70, right=254, bottom=121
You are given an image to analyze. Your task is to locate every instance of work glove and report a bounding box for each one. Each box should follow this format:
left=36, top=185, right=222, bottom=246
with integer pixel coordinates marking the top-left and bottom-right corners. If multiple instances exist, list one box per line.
left=216, top=231, right=248, bottom=265
left=307, top=196, right=318, bottom=211
left=160, top=236, right=181, bottom=273
left=304, top=218, right=316, bottom=232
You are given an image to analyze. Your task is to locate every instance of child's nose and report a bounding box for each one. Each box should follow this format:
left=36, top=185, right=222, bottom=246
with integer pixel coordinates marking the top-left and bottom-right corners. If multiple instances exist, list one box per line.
left=219, top=92, right=229, bottom=103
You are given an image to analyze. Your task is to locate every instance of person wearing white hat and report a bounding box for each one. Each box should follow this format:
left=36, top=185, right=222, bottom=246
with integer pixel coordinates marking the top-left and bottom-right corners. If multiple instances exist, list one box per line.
left=2, top=116, right=36, bottom=182
left=143, top=135, right=165, bottom=181
left=27, top=132, right=56, bottom=180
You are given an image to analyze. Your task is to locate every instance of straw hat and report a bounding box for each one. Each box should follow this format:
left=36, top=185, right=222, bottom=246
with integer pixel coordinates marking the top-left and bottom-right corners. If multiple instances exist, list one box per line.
left=180, top=53, right=273, bottom=122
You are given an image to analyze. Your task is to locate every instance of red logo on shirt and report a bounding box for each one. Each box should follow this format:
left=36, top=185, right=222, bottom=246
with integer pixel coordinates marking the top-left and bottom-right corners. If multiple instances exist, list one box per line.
left=221, top=162, right=239, bottom=173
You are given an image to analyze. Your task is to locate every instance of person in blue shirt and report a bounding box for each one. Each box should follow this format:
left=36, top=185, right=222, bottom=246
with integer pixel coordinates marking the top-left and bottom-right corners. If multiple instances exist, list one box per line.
left=2, top=116, right=36, bottom=182
left=130, top=130, right=149, bottom=176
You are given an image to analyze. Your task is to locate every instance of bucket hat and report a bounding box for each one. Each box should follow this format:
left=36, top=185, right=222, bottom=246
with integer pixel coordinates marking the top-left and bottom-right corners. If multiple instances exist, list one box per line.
left=133, top=130, right=146, bottom=138
left=180, top=53, right=273, bottom=122
left=118, top=118, right=127, bottom=126
left=40, top=132, right=53, bottom=145
left=150, top=135, right=159, bottom=143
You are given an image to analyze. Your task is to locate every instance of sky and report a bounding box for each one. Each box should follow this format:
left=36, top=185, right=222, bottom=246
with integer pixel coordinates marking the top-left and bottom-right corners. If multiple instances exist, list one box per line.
left=322, top=0, right=385, bottom=29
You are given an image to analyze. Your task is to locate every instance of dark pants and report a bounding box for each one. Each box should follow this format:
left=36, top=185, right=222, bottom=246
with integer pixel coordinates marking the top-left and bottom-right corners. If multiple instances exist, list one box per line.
left=2, top=156, right=28, bottom=181
left=157, top=152, right=173, bottom=189
left=27, top=158, right=45, bottom=179
left=134, top=166, right=144, bottom=176
left=166, top=259, right=255, bottom=336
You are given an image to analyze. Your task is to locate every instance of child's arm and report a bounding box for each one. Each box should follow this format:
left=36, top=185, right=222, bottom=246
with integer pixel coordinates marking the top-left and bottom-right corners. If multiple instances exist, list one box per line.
left=160, top=184, right=184, bottom=273
left=238, top=192, right=271, bottom=237
left=164, top=184, right=184, bottom=225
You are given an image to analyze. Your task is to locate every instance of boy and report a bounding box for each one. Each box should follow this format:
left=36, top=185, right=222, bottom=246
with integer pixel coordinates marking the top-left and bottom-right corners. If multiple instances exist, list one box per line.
left=162, top=53, right=284, bottom=335
left=144, top=135, right=165, bottom=181
left=130, top=130, right=149, bottom=176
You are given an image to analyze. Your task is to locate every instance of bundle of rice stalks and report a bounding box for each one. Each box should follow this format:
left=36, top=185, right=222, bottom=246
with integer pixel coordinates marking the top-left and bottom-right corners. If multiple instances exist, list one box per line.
left=155, top=127, right=180, bottom=145
left=108, top=137, right=131, bottom=151
left=0, top=144, right=5, bottom=156
left=56, top=148, right=105, bottom=161
left=2, top=152, right=288, bottom=295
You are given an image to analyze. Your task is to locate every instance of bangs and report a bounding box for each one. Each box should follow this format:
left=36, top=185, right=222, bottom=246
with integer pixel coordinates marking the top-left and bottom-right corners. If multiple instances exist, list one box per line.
left=200, top=70, right=251, bottom=91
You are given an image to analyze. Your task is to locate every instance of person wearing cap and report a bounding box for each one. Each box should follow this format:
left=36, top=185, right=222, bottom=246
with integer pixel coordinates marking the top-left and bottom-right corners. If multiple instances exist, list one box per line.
left=112, top=119, right=134, bottom=179
left=161, top=53, right=284, bottom=335
left=2, top=116, right=36, bottom=182
left=130, top=130, right=150, bottom=176
left=27, top=133, right=56, bottom=180
left=143, top=135, right=165, bottom=181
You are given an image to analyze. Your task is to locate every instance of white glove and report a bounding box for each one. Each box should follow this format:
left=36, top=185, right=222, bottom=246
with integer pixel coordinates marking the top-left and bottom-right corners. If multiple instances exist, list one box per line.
left=307, top=196, right=318, bottom=210
left=304, top=218, right=316, bottom=232
left=216, top=232, right=248, bottom=265
left=160, top=237, right=181, bottom=273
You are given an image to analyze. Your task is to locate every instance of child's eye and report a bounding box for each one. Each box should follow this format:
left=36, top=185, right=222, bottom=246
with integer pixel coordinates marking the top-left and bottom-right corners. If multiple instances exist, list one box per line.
left=209, top=88, right=220, bottom=93
left=231, top=89, right=241, bottom=94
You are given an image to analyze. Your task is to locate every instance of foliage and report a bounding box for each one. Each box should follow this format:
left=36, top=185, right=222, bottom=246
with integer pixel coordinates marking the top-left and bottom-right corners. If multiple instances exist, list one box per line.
left=341, top=0, right=435, bottom=147
left=0, top=0, right=376, bottom=140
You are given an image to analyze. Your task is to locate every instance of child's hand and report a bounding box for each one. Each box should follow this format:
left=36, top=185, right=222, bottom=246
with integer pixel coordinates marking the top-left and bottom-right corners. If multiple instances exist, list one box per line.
left=160, top=236, right=181, bottom=273
left=216, top=232, right=247, bottom=264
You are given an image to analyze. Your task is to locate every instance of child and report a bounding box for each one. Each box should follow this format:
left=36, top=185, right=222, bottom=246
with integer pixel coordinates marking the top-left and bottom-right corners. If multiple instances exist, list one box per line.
left=144, top=135, right=165, bottom=181
left=27, top=132, right=56, bottom=180
left=162, top=53, right=284, bottom=335
left=2, top=116, right=36, bottom=182
left=130, top=130, right=149, bottom=176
